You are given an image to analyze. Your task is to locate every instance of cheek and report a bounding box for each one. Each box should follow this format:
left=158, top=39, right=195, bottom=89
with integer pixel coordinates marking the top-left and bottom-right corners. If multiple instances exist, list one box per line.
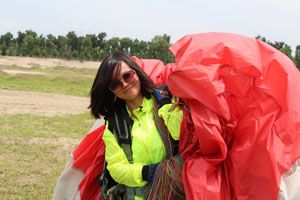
left=134, top=79, right=141, bottom=91
left=129, top=80, right=141, bottom=95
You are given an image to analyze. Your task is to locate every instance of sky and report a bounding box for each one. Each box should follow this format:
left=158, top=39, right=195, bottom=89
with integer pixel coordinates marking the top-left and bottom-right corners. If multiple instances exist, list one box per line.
left=1, top=0, right=300, bottom=53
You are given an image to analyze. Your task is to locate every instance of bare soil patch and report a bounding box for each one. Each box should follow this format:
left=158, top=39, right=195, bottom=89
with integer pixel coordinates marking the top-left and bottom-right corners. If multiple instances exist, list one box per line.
left=2, top=69, right=47, bottom=75
left=0, top=55, right=99, bottom=69
left=0, top=89, right=89, bottom=116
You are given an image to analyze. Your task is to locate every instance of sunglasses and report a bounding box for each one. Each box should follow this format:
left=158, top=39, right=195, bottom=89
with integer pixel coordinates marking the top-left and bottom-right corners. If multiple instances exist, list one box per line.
left=109, top=70, right=136, bottom=92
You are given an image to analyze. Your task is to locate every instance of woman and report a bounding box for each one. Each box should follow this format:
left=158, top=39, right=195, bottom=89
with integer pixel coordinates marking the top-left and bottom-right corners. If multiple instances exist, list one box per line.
left=89, top=52, right=183, bottom=200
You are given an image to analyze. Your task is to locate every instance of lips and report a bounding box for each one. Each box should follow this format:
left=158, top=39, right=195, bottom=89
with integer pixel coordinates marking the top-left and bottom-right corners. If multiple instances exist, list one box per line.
left=123, top=84, right=134, bottom=93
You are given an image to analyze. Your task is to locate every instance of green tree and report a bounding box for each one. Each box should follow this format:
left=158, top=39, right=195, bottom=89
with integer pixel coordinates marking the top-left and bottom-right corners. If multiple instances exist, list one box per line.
left=148, top=34, right=174, bottom=63
left=255, top=35, right=267, bottom=42
left=38, top=35, right=47, bottom=57
left=131, top=39, right=148, bottom=58
left=16, top=31, right=26, bottom=55
left=269, top=41, right=292, bottom=58
left=80, top=35, right=93, bottom=60
left=6, top=45, right=18, bottom=56
left=22, top=30, right=41, bottom=56
left=105, top=37, right=121, bottom=54
left=97, top=32, right=107, bottom=49
left=66, top=31, right=79, bottom=52
left=46, top=34, right=59, bottom=58
left=86, top=34, right=98, bottom=48
left=119, top=37, right=133, bottom=53
left=57, top=35, right=71, bottom=59
left=0, top=32, right=14, bottom=55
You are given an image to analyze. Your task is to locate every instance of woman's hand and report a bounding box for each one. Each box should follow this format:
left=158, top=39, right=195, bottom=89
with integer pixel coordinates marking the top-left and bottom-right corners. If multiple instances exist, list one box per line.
left=142, top=163, right=160, bottom=181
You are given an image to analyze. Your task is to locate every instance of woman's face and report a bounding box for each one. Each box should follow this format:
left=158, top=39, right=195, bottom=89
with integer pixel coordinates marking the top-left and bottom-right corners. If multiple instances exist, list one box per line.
left=110, top=61, right=141, bottom=102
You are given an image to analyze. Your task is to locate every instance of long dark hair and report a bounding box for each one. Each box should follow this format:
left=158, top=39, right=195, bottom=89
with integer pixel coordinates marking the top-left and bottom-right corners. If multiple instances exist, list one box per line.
left=89, top=52, right=154, bottom=119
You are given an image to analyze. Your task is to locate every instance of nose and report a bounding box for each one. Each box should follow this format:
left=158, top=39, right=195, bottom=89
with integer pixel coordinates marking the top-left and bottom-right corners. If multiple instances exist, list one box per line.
left=120, top=79, right=129, bottom=88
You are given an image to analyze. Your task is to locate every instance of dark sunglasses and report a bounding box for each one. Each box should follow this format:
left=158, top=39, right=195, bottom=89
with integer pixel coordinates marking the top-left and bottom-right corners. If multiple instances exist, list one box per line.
left=109, top=70, right=136, bottom=92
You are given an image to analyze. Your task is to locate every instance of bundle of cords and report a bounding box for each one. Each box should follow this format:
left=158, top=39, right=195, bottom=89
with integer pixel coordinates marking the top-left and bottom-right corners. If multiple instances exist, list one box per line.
left=144, top=155, right=185, bottom=200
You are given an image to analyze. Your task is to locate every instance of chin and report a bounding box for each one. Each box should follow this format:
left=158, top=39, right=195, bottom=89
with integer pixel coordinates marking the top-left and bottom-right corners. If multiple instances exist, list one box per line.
left=125, top=90, right=140, bottom=100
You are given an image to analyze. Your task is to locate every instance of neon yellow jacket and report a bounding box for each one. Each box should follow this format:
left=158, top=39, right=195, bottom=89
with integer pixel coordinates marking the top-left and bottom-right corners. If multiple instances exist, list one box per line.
left=102, top=97, right=183, bottom=198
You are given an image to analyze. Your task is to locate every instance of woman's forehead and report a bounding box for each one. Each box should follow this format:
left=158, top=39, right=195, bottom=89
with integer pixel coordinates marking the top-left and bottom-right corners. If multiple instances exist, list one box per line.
left=112, top=61, right=131, bottom=78
left=119, top=61, right=131, bottom=71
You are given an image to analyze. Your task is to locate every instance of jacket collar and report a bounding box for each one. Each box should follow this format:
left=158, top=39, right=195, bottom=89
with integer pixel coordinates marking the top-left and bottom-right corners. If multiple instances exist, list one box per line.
left=126, top=96, right=153, bottom=114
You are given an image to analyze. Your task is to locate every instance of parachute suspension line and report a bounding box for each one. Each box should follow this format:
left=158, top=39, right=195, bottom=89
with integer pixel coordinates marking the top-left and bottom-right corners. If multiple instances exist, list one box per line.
left=144, top=156, right=185, bottom=200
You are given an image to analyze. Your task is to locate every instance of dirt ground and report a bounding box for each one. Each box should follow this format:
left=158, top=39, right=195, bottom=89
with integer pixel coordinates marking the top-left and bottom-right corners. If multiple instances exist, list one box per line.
left=0, top=55, right=99, bottom=69
left=0, top=89, right=90, bottom=116
left=2, top=69, right=48, bottom=75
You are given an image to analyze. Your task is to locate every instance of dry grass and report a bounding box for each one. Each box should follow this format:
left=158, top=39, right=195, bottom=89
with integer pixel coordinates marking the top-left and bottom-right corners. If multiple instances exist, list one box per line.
left=0, top=55, right=99, bottom=69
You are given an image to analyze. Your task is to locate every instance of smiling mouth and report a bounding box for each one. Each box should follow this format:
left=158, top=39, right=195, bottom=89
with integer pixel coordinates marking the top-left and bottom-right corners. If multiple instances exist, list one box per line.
left=123, top=84, right=134, bottom=93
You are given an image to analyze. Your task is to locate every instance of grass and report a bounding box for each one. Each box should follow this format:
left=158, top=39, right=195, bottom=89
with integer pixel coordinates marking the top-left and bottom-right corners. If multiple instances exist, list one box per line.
left=0, top=112, right=95, bottom=200
left=0, top=66, right=97, bottom=96
left=0, top=63, right=100, bottom=199
left=0, top=112, right=94, bottom=138
left=0, top=139, right=69, bottom=200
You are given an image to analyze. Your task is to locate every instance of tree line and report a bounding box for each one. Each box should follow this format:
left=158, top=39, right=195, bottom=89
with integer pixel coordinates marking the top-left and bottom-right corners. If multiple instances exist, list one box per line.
left=0, top=30, right=299, bottom=68
left=0, top=30, right=174, bottom=64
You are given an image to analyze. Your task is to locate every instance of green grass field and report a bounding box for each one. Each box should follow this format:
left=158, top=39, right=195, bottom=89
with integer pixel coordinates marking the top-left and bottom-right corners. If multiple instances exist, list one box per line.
left=0, top=63, right=96, bottom=199
left=0, top=65, right=96, bottom=96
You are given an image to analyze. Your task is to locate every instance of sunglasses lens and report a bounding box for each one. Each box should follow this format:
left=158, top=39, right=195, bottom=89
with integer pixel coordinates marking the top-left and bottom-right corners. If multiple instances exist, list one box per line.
left=109, top=81, right=121, bottom=91
left=123, top=70, right=135, bottom=82
left=109, top=70, right=136, bottom=92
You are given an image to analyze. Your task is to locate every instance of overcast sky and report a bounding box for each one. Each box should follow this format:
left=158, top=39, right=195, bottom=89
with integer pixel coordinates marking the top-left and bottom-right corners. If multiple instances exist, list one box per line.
left=1, top=0, right=299, bottom=52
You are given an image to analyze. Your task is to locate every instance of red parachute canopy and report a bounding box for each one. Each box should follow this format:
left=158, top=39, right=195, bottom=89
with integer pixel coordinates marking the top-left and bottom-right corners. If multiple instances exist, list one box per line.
left=167, top=32, right=300, bottom=200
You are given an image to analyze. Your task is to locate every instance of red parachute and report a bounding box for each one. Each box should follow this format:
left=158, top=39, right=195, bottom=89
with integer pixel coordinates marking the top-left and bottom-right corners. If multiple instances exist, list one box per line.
left=53, top=32, right=300, bottom=200
left=167, top=32, right=300, bottom=200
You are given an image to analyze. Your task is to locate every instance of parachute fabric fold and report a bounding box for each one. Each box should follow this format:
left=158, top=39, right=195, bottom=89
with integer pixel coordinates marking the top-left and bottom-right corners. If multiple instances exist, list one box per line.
left=167, top=32, right=300, bottom=200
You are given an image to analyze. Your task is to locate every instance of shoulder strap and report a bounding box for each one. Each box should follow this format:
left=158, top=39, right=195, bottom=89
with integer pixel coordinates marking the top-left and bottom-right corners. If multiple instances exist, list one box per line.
left=107, top=101, right=134, bottom=162
left=152, top=96, right=175, bottom=158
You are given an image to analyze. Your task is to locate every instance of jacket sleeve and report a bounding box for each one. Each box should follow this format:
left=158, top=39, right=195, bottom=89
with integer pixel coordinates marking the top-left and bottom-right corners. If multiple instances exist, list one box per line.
left=158, top=103, right=183, bottom=140
left=102, top=125, right=148, bottom=187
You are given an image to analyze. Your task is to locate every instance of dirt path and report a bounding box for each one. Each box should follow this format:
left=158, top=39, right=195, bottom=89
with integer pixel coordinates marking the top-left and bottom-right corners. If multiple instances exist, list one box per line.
left=2, top=69, right=48, bottom=75
left=0, top=55, right=99, bottom=69
left=0, top=89, right=90, bottom=116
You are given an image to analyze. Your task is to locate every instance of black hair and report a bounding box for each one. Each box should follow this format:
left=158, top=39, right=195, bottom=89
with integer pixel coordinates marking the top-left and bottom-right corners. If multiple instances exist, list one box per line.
left=89, top=51, right=155, bottom=119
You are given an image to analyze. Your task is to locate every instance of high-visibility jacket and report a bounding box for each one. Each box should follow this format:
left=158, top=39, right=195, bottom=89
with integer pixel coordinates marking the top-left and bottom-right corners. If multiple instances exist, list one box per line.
left=102, top=97, right=183, bottom=199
